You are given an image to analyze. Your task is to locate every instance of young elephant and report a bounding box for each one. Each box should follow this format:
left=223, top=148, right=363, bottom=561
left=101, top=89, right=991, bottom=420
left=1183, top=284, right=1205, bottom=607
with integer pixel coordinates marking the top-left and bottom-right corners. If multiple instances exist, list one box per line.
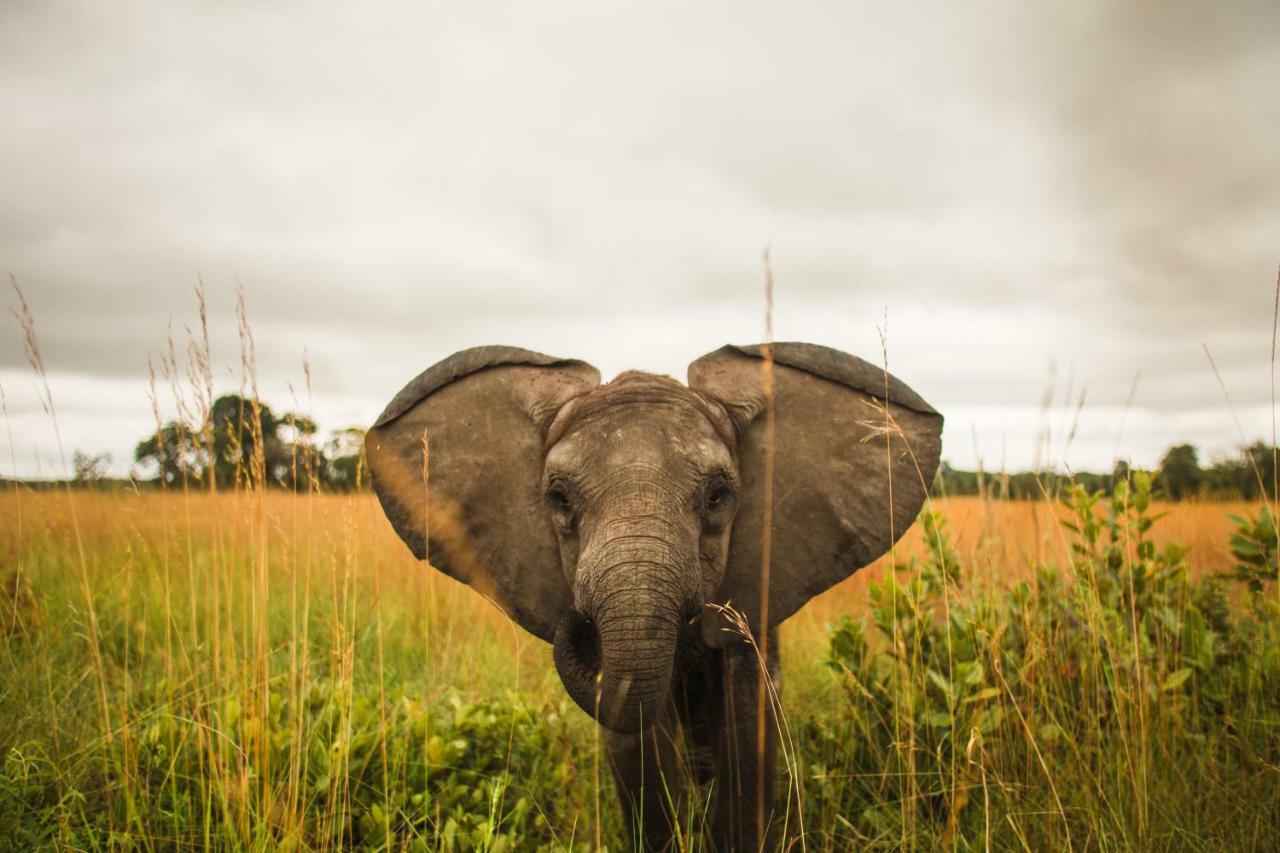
left=365, top=343, right=942, bottom=850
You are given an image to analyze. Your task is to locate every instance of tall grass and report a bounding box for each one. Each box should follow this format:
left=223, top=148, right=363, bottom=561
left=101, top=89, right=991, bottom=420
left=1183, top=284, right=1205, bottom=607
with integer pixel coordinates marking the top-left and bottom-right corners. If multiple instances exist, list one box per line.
left=2, top=485, right=1276, bottom=849
left=1, top=283, right=1277, bottom=849
left=0, top=487, right=595, bottom=850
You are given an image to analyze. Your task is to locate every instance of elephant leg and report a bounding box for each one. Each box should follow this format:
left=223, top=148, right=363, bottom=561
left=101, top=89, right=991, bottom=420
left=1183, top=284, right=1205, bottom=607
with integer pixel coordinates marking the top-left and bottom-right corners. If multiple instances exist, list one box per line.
left=604, top=705, right=692, bottom=852
left=710, top=631, right=780, bottom=851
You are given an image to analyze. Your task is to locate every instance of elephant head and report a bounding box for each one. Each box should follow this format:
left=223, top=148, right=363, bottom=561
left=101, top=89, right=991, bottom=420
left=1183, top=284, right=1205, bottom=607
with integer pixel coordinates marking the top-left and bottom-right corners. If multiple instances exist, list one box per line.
left=365, top=344, right=942, bottom=732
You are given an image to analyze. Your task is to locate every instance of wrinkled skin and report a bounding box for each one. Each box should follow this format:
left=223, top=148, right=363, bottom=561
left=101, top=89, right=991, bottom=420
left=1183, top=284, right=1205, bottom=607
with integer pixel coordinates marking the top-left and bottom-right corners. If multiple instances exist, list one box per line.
left=366, top=344, right=943, bottom=851
left=544, top=374, right=772, bottom=848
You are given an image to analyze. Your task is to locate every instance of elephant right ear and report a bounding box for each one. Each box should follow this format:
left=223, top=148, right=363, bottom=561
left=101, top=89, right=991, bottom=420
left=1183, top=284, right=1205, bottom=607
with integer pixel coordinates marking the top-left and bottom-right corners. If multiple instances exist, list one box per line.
left=689, top=343, right=942, bottom=645
left=365, top=346, right=600, bottom=642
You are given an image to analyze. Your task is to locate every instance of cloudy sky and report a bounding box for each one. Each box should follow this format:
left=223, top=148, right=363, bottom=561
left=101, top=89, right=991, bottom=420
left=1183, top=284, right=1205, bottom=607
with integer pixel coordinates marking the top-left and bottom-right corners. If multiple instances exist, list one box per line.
left=2, top=0, right=1277, bottom=478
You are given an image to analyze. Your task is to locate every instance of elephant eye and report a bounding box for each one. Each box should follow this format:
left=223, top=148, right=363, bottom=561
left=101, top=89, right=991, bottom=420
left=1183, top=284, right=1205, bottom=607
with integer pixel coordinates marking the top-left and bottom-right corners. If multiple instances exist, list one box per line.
left=704, top=482, right=735, bottom=514
left=546, top=484, right=575, bottom=527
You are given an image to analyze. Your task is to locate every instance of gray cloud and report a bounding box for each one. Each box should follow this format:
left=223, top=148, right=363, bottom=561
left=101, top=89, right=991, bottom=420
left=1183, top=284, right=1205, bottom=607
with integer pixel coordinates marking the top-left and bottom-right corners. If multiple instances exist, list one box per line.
left=1, top=0, right=1277, bottom=477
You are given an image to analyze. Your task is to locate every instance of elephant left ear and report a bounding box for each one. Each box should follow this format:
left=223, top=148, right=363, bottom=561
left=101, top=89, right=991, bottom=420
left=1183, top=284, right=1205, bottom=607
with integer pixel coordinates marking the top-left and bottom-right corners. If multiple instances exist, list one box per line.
left=688, top=343, right=943, bottom=644
left=365, top=347, right=600, bottom=643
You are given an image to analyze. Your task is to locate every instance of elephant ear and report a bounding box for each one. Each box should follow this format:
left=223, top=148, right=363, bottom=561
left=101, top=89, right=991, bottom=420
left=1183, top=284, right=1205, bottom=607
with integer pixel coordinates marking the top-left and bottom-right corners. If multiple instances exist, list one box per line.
left=365, top=346, right=600, bottom=642
left=688, top=342, right=943, bottom=644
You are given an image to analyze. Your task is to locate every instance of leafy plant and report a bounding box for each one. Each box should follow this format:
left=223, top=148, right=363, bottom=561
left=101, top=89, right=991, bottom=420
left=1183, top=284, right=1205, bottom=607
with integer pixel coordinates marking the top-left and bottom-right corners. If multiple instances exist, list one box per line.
left=1225, top=505, right=1280, bottom=593
left=807, top=474, right=1280, bottom=849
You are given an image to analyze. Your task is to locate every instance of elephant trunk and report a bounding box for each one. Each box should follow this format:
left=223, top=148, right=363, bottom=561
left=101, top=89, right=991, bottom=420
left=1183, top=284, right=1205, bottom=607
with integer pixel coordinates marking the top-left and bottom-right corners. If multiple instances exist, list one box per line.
left=554, top=538, right=690, bottom=732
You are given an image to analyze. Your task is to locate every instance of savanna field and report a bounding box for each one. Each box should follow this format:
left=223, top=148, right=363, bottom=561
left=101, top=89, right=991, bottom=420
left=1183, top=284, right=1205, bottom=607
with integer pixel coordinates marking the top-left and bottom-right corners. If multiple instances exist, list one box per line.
left=1, top=483, right=1277, bottom=851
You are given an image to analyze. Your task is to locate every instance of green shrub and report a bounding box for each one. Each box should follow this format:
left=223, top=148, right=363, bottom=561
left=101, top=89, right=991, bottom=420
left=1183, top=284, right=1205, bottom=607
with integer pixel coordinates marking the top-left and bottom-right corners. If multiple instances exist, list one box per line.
left=0, top=683, right=602, bottom=851
left=806, top=473, right=1280, bottom=849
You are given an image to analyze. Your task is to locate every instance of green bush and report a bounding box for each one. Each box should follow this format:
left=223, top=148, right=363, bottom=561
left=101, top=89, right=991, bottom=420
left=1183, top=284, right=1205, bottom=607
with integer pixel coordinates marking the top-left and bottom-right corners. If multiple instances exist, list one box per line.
left=0, top=684, right=600, bottom=851
left=805, top=473, right=1280, bottom=849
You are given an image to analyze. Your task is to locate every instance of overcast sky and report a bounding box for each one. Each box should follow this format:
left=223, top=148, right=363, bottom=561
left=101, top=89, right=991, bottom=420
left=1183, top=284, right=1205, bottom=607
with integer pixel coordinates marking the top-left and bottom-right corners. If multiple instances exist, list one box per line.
left=2, top=0, right=1277, bottom=478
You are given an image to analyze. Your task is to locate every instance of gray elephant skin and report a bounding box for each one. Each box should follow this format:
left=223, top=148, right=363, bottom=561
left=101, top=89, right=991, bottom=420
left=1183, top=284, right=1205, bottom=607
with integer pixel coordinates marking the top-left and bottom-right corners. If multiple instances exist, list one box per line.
left=365, top=342, right=943, bottom=851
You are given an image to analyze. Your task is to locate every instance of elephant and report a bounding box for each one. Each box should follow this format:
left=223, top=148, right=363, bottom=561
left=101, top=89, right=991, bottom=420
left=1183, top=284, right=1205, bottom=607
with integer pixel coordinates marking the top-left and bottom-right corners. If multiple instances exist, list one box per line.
left=365, top=342, right=942, bottom=850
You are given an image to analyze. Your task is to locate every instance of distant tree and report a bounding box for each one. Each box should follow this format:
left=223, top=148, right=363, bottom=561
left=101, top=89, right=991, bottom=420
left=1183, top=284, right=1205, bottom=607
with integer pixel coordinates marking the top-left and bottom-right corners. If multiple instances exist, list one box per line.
left=72, top=450, right=112, bottom=484
left=135, top=394, right=321, bottom=490
left=204, top=394, right=322, bottom=489
left=1070, top=469, right=1110, bottom=495
left=208, top=394, right=280, bottom=488
left=135, top=422, right=204, bottom=486
left=1157, top=444, right=1202, bottom=500
left=1004, top=472, right=1043, bottom=500
left=324, top=427, right=367, bottom=491
left=1196, top=442, right=1279, bottom=500
left=847, top=441, right=1280, bottom=504
left=934, top=460, right=980, bottom=496
left=1111, top=458, right=1131, bottom=489
left=276, top=412, right=321, bottom=491
left=132, top=393, right=375, bottom=492
left=1243, top=441, right=1279, bottom=500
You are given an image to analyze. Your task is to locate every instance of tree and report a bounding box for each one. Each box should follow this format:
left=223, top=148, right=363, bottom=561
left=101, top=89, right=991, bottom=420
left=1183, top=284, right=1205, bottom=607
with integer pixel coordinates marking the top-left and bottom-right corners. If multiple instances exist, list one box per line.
left=73, top=450, right=112, bottom=484
left=324, top=427, right=367, bottom=491
left=1157, top=444, right=1202, bottom=500
left=274, top=412, right=322, bottom=491
left=1198, top=442, right=1279, bottom=500
left=203, top=393, right=318, bottom=489
left=134, top=394, right=356, bottom=491
left=135, top=422, right=205, bottom=486
left=1111, top=458, right=1131, bottom=489
left=207, top=394, right=282, bottom=488
left=1243, top=441, right=1278, bottom=500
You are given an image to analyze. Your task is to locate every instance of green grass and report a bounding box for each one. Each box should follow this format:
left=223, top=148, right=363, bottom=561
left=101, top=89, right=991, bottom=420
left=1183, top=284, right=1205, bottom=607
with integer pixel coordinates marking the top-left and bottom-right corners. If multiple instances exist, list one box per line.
left=0, top=475, right=1277, bottom=850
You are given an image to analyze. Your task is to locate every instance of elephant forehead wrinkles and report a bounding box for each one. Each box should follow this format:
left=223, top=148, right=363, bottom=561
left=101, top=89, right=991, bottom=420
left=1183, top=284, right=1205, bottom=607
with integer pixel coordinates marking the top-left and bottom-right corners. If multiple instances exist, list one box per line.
left=602, top=419, right=726, bottom=470
left=546, top=402, right=733, bottom=491
left=546, top=370, right=735, bottom=450
left=589, top=462, right=685, bottom=502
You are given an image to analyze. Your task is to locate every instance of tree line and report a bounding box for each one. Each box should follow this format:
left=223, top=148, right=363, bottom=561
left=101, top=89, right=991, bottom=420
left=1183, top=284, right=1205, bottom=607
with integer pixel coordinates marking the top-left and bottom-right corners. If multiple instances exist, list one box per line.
left=128, top=393, right=367, bottom=491
left=936, top=441, right=1280, bottom=501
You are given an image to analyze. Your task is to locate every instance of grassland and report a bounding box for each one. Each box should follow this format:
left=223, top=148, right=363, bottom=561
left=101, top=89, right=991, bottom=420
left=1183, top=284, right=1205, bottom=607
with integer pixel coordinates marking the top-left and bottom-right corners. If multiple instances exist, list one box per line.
left=0, top=483, right=1277, bottom=850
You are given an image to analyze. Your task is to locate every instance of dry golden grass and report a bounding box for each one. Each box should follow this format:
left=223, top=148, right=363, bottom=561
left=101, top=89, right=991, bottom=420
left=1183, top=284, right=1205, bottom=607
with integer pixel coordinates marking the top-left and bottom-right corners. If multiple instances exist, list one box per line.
left=0, top=487, right=565, bottom=699
left=9, top=490, right=1246, bottom=591
left=788, top=494, right=1253, bottom=636
left=5, top=488, right=1252, bottom=684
